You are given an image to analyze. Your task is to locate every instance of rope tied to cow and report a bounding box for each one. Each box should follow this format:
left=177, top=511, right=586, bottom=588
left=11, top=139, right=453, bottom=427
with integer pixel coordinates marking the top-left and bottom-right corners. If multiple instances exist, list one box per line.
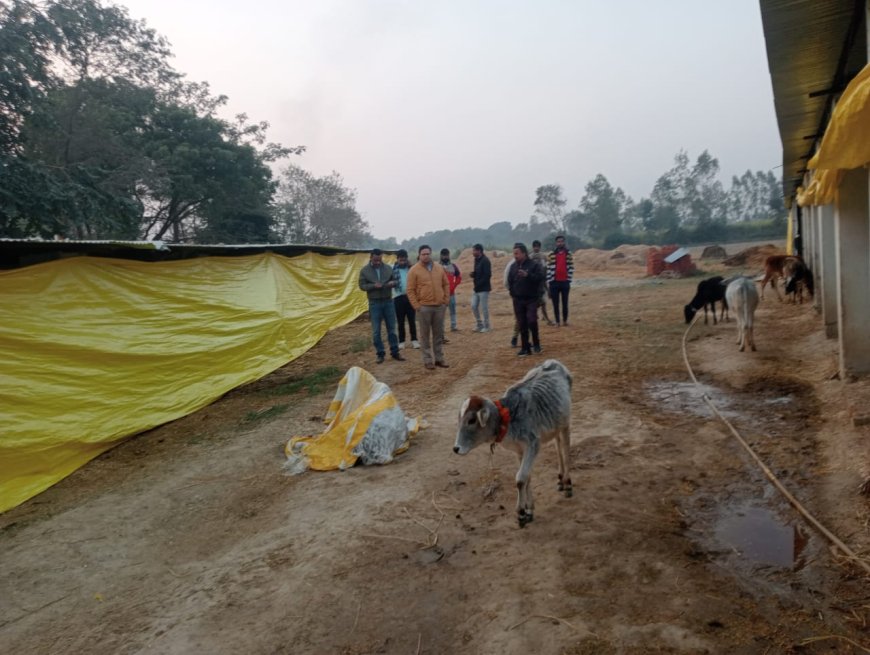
left=682, top=312, right=870, bottom=578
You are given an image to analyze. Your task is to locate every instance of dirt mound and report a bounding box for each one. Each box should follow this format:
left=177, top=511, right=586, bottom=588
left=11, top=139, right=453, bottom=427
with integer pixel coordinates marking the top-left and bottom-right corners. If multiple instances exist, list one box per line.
left=573, top=244, right=650, bottom=272
left=723, top=243, right=783, bottom=268
left=700, top=245, right=727, bottom=259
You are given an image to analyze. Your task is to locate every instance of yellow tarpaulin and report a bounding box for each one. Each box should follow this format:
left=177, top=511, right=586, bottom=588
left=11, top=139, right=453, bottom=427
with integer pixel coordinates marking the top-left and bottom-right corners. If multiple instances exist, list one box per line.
left=798, top=63, right=870, bottom=208
left=0, top=251, right=371, bottom=513
left=796, top=169, right=844, bottom=207
left=284, top=366, right=418, bottom=472
left=809, top=63, right=870, bottom=171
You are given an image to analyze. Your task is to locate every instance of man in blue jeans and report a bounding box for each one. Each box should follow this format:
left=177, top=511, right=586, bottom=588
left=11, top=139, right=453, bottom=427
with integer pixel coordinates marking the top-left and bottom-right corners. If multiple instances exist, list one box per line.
left=358, top=249, right=405, bottom=364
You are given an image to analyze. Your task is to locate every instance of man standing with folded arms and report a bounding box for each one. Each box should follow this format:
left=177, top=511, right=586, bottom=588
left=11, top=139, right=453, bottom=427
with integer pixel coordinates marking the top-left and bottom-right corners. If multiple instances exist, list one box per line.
left=406, top=245, right=450, bottom=370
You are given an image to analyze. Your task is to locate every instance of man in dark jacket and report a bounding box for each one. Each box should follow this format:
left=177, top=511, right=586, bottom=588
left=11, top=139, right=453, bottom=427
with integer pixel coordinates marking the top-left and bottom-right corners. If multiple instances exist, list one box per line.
left=358, top=249, right=405, bottom=364
left=470, top=243, right=492, bottom=332
left=507, top=242, right=545, bottom=356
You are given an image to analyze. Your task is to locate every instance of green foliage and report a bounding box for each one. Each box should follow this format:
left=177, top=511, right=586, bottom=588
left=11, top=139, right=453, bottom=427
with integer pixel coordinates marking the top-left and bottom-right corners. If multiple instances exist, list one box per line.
left=532, top=184, right=566, bottom=233
left=261, top=366, right=342, bottom=397
left=272, top=165, right=371, bottom=247
left=349, top=337, right=369, bottom=353
left=0, top=0, right=302, bottom=244
left=242, top=404, right=290, bottom=424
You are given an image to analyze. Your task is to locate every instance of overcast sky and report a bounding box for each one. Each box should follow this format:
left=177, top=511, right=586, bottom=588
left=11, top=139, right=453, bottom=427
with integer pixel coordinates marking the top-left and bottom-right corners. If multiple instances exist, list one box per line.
left=120, top=0, right=781, bottom=241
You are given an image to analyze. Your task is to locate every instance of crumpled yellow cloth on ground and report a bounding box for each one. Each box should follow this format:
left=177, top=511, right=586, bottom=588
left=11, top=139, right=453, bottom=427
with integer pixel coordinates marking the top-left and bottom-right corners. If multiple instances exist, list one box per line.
left=284, top=367, right=421, bottom=473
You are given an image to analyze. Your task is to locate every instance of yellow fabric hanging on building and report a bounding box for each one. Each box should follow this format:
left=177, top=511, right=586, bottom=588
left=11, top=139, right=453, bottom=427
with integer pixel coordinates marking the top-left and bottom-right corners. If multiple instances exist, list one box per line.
left=0, top=251, right=371, bottom=513
left=809, top=63, right=870, bottom=171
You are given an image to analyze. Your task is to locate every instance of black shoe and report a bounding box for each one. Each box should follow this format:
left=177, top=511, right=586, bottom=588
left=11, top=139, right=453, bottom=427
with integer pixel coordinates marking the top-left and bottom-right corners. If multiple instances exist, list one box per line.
left=391, top=352, right=405, bottom=361
left=517, top=349, right=531, bottom=357
left=510, top=337, right=517, bottom=347
left=376, top=355, right=385, bottom=364
left=533, top=345, right=542, bottom=354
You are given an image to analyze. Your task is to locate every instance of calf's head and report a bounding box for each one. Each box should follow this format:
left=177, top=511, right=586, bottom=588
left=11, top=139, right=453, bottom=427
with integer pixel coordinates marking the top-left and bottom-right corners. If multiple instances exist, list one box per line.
left=454, top=395, right=496, bottom=455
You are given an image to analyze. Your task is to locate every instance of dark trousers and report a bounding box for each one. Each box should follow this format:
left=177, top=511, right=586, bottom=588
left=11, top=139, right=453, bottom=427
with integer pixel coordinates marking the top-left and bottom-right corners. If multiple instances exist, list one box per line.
left=512, top=297, right=540, bottom=351
left=394, top=294, right=417, bottom=342
left=550, top=281, right=571, bottom=323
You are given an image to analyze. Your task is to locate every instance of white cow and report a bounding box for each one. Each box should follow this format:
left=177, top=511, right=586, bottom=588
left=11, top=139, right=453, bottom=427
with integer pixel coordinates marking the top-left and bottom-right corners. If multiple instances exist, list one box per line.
left=725, top=276, right=759, bottom=352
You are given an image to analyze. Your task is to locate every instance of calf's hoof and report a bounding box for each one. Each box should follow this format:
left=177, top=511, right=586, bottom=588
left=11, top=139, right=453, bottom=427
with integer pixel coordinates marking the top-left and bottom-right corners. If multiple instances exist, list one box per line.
left=517, top=510, right=534, bottom=528
left=564, top=486, right=573, bottom=498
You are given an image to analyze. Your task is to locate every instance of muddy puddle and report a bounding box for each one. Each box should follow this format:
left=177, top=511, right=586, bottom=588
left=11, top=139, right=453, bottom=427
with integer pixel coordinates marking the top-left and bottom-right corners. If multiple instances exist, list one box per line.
left=713, top=503, right=808, bottom=570
left=644, top=379, right=799, bottom=424
left=649, top=375, right=823, bottom=587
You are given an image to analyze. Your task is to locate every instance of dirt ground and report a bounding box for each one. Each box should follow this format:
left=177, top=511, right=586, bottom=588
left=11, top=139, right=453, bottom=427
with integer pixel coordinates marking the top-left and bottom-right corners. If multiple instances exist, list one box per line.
left=3, top=242, right=870, bottom=654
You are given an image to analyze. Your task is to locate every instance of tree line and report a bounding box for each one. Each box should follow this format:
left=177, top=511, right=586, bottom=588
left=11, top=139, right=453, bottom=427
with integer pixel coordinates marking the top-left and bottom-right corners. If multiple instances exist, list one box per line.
left=1, top=0, right=372, bottom=246
left=395, top=150, right=787, bottom=255
left=2, top=2, right=786, bottom=251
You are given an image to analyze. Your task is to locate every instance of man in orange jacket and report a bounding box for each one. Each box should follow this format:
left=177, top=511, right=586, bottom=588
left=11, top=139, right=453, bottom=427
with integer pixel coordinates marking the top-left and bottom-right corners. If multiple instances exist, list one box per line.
left=407, top=245, right=450, bottom=370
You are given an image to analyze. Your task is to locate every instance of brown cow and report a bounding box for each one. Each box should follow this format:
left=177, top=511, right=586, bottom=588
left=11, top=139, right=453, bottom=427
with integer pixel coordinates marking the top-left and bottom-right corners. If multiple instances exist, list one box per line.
left=783, top=257, right=814, bottom=304
left=759, top=254, right=804, bottom=301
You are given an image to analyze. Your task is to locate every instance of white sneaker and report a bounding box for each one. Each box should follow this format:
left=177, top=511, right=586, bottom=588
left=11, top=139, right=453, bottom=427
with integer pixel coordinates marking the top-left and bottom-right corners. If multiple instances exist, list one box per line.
left=480, top=327, right=491, bottom=333
left=398, top=342, right=406, bottom=350
left=412, top=340, right=421, bottom=349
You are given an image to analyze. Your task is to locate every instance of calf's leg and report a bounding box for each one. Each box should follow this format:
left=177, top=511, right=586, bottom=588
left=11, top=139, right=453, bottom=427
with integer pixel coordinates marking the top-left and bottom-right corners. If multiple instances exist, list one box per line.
left=515, top=439, right=539, bottom=528
left=557, top=426, right=573, bottom=498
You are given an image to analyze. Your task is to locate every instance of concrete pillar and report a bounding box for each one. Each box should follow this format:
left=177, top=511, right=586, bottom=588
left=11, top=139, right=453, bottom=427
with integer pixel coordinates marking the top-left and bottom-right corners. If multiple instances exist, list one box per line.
left=834, top=168, right=870, bottom=377
left=818, top=204, right=838, bottom=338
left=810, top=206, right=822, bottom=313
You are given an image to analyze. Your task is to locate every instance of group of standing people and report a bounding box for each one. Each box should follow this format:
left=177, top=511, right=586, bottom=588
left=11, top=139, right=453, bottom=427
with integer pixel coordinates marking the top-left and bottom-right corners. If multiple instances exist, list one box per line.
left=358, top=237, right=572, bottom=366
left=359, top=245, right=461, bottom=369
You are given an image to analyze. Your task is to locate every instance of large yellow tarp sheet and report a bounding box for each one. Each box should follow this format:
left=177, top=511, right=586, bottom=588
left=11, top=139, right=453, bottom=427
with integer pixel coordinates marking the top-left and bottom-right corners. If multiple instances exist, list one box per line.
left=799, top=63, right=870, bottom=208
left=0, top=251, right=370, bottom=513
left=809, top=63, right=870, bottom=172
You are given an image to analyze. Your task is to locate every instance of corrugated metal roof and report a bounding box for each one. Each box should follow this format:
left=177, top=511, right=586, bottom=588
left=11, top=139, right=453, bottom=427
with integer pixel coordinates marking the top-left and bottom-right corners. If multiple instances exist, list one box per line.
left=760, top=0, right=867, bottom=205
left=0, top=239, right=380, bottom=270
left=0, top=238, right=168, bottom=250
left=663, top=247, right=689, bottom=264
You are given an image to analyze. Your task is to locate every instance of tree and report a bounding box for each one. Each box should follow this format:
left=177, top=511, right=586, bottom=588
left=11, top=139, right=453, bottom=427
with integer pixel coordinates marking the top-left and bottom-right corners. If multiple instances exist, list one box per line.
left=579, top=174, right=627, bottom=244
left=273, top=165, right=371, bottom=247
left=1, top=0, right=301, bottom=243
left=532, top=184, right=567, bottom=233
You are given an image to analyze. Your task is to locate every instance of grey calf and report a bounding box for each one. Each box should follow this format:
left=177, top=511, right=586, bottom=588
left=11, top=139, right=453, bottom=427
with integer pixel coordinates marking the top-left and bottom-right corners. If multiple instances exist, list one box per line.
left=453, top=359, right=573, bottom=527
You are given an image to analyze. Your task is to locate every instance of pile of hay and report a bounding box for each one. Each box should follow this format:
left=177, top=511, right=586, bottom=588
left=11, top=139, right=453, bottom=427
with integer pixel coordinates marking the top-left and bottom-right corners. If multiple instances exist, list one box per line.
left=573, top=244, right=650, bottom=272
left=722, top=244, right=783, bottom=269
left=700, top=245, right=727, bottom=259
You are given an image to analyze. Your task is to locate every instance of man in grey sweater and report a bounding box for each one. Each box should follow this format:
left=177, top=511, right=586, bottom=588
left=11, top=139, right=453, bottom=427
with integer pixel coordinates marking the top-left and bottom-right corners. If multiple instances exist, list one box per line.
left=358, top=249, right=405, bottom=364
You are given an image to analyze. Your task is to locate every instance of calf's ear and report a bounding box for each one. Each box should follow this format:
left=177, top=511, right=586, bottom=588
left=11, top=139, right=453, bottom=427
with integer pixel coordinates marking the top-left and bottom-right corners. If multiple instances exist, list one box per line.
left=476, top=407, right=489, bottom=427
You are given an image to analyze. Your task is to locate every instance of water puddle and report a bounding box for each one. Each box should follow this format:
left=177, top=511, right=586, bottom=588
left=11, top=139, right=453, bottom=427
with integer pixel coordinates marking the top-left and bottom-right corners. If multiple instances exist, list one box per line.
left=645, top=381, right=742, bottom=420
left=714, top=505, right=807, bottom=569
